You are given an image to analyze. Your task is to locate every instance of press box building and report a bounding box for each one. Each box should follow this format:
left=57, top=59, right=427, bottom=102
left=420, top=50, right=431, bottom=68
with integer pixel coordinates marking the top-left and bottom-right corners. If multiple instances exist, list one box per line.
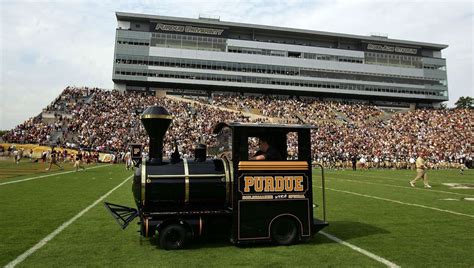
left=113, top=12, right=449, bottom=108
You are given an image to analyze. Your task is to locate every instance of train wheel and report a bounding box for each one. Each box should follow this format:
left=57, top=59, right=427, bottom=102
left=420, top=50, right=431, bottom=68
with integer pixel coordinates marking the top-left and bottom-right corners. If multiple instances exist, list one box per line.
left=271, top=218, right=298, bottom=245
left=159, top=224, right=187, bottom=250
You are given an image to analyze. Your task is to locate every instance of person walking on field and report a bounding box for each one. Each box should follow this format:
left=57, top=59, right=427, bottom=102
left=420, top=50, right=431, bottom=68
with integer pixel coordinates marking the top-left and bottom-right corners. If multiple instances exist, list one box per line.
left=124, top=150, right=132, bottom=170
left=46, top=150, right=63, bottom=171
left=74, top=151, right=86, bottom=172
left=410, top=151, right=431, bottom=188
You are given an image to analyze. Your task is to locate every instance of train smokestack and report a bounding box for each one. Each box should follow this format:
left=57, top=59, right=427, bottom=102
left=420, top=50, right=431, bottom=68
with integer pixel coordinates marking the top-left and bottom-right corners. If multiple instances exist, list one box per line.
left=141, top=106, right=172, bottom=164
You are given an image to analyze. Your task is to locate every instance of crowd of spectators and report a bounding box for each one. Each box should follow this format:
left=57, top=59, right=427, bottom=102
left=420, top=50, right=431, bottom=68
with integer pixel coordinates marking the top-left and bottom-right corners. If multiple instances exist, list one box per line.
left=4, top=87, right=253, bottom=157
left=2, top=87, right=472, bottom=168
left=211, top=94, right=472, bottom=167
left=2, top=118, right=54, bottom=144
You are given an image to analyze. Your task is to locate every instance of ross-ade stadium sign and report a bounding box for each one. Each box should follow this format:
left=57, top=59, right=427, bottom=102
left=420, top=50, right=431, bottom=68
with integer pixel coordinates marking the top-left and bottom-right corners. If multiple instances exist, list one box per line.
left=367, top=43, right=418, bottom=55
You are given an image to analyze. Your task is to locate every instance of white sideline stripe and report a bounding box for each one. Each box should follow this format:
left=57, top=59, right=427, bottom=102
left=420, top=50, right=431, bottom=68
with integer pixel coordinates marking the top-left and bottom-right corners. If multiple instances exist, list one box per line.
left=331, top=177, right=474, bottom=197
left=0, top=164, right=112, bottom=186
left=341, top=172, right=474, bottom=188
left=319, top=231, right=400, bottom=268
left=325, top=187, right=474, bottom=219
left=4, top=175, right=133, bottom=268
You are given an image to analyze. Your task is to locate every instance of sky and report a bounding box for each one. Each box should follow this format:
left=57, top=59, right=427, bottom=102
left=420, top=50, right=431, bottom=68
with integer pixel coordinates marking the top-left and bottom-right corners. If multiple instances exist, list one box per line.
left=0, top=0, right=473, bottom=130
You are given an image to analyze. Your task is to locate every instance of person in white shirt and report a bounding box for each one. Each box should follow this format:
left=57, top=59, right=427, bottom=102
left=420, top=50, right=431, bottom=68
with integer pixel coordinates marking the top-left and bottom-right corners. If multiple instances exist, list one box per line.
left=409, top=157, right=416, bottom=170
left=124, top=150, right=132, bottom=170
left=13, top=149, right=19, bottom=164
left=360, top=156, right=367, bottom=170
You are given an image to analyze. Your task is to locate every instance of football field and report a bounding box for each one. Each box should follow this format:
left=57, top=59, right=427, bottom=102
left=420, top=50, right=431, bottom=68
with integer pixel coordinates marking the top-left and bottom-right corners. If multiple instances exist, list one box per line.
left=1, top=160, right=473, bottom=267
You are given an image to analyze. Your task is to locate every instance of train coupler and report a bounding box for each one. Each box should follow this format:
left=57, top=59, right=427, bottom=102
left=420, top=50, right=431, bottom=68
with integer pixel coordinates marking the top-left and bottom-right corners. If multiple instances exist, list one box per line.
left=104, top=202, right=139, bottom=230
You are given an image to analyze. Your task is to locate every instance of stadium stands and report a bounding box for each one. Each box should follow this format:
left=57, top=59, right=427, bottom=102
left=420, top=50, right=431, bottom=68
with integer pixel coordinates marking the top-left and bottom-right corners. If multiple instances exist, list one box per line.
left=2, top=87, right=472, bottom=168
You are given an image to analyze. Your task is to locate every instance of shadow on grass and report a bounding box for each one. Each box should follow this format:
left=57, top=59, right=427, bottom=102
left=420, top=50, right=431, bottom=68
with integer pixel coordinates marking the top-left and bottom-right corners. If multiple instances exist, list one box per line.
left=312, top=220, right=390, bottom=245
left=147, top=233, right=232, bottom=250
left=146, top=220, right=388, bottom=250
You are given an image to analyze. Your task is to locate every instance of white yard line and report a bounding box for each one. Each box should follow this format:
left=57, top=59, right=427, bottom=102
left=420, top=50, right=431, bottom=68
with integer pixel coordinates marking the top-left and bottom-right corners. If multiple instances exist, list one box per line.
left=324, top=187, right=474, bottom=219
left=319, top=231, right=400, bottom=268
left=330, top=177, right=474, bottom=197
left=339, top=172, right=473, bottom=185
left=4, top=175, right=133, bottom=268
left=0, top=164, right=112, bottom=186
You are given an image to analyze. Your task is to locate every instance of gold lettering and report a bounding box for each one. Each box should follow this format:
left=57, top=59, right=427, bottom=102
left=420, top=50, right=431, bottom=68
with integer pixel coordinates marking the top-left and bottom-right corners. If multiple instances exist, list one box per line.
left=254, top=176, right=263, bottom=192
left=275, top=176, right=284, bottom=192
left=244, top=175, right=305, bottom=193
left=244, top=176, right=254, bottom=192
left=294, top=176, right=304, bottom=191
left=264, top=176, right=274, bottom=192
left=284, top=176, right=294, bottom=191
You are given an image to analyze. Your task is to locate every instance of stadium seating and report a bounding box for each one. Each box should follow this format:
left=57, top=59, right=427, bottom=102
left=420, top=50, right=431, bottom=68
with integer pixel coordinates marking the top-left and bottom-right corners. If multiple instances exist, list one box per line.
left=2, top=87, right=472, bottom=168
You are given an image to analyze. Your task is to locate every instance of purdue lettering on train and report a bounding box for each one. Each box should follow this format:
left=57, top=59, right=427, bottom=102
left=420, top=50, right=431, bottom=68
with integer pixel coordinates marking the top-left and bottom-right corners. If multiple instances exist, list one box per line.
left=243, top=175, right=305, bottom=193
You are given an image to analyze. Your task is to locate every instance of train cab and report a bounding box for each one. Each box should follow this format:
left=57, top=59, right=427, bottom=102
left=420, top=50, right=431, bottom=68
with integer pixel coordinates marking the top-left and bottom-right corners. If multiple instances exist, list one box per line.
left=213, top=122, right=328, bottom=245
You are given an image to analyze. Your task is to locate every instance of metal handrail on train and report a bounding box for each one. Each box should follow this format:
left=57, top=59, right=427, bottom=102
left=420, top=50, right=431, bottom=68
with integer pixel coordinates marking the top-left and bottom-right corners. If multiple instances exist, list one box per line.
left=312, top=163, right=326, bottom=222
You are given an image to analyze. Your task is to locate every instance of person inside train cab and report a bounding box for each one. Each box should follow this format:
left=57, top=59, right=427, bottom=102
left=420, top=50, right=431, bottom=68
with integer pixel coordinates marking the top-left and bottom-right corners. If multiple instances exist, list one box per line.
left=251, top=136, right=282, bottom=161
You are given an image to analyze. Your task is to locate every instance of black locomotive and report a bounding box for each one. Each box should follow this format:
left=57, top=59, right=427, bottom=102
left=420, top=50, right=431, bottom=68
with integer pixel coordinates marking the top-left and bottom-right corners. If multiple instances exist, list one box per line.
left=105, top=105, right=327, bottom=250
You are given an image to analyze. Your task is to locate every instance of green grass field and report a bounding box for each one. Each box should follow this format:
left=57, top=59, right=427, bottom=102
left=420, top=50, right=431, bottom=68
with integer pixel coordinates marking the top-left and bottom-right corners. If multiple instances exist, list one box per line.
left=1, top=159, right=473, bottom=267
left=0, top=158, right=76, bottom=180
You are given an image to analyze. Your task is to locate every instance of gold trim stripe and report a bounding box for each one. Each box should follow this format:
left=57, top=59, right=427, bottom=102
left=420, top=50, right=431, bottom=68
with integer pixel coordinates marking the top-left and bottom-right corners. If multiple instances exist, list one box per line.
left=222, top=158, right=230, bottom=205
left=199, top=216, right=203, bottom=236
left=238, top=161, right=308, bottom=171
left=141, top=158, right=146, bottom=205
left=184, top=158, right=190, bottom=204
left=230, top=160, right=234, bottom=204
left=145, top=218, right=149, bottom=237
left=148, top=174, right=225, bottom=178
left=141, top=114, right=173, bottom=119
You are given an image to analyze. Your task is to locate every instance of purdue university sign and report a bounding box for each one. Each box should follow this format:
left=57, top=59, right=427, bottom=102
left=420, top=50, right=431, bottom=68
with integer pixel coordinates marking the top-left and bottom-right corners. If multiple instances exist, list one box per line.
left=154, top=23, right=225, bottom=36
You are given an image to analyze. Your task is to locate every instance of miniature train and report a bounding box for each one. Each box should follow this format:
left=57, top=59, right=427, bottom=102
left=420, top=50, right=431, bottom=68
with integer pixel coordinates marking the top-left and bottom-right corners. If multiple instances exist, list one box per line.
left=105, top=105, right=327, bottom=249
